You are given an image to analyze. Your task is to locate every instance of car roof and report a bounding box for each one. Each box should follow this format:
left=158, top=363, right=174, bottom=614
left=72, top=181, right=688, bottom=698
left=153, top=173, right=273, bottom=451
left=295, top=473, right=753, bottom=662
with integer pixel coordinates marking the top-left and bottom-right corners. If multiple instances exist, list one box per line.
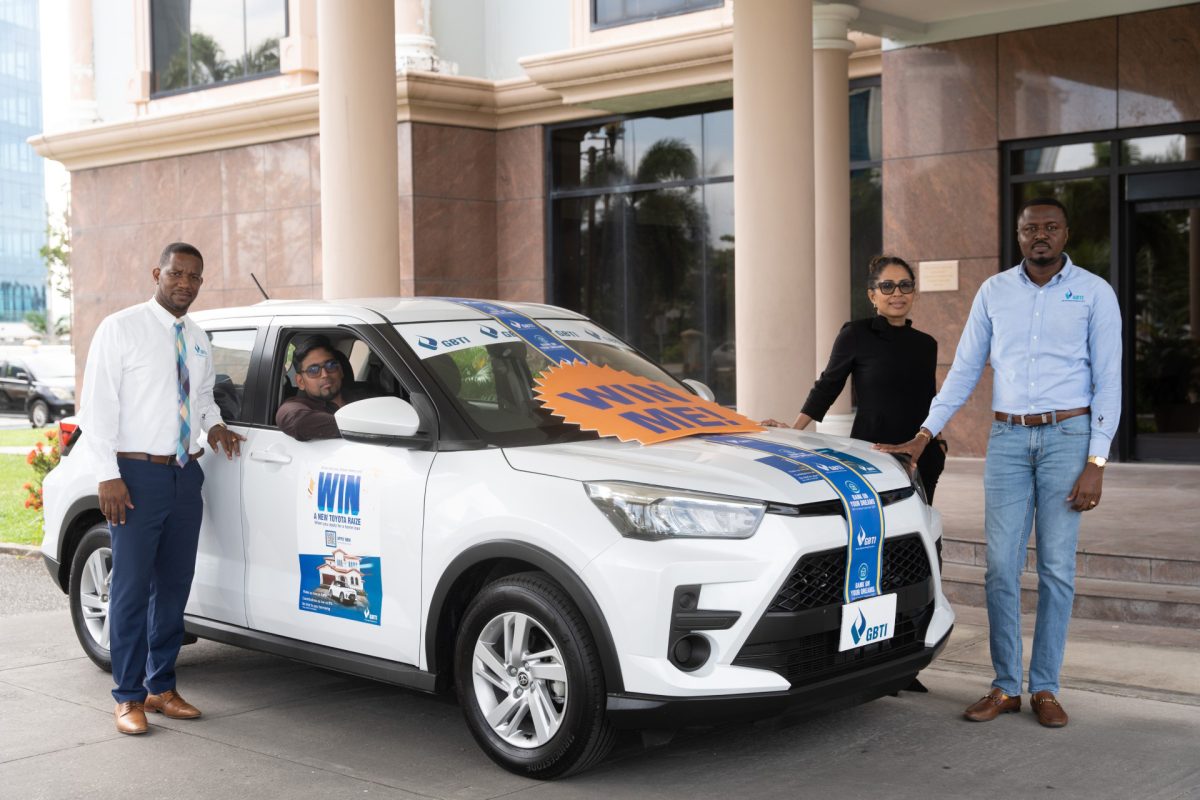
left=191, top=297, right=590, bottom=325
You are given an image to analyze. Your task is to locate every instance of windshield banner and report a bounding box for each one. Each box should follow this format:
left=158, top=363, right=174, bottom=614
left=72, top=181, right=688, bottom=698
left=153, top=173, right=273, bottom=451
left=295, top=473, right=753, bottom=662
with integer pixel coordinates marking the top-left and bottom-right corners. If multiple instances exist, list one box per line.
left=706, top=436, right=884, bottom=603
left=439, top=298, right=585, bottom=365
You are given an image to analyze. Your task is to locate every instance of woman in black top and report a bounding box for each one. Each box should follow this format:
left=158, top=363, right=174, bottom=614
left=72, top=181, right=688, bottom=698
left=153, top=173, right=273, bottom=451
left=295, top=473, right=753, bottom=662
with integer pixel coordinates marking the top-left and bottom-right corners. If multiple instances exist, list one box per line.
left=764, top=255, right=946, bottom=500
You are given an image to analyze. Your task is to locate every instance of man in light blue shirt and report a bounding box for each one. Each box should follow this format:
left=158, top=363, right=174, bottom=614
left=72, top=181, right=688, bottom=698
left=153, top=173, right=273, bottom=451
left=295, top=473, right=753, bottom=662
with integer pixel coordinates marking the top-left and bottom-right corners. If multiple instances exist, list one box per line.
left=879, top=197, right=1121, bottom=729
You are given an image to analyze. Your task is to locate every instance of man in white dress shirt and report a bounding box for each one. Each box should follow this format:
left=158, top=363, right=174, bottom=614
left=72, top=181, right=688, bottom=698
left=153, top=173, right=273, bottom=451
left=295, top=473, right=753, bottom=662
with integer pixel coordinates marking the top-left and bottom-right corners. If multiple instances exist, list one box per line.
left=79, top=242, right=244, bottom=735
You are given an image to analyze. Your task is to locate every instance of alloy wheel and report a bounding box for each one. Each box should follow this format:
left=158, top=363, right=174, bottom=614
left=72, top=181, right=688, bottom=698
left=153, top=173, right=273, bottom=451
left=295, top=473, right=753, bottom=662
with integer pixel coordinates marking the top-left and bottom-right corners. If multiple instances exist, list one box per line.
left=471, top=611, right=568, bottom=748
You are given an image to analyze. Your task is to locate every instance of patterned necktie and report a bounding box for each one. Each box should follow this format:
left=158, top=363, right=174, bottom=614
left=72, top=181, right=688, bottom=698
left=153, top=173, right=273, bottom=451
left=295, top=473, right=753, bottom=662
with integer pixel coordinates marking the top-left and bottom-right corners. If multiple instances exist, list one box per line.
left=174, top=321, right=191, bottom=467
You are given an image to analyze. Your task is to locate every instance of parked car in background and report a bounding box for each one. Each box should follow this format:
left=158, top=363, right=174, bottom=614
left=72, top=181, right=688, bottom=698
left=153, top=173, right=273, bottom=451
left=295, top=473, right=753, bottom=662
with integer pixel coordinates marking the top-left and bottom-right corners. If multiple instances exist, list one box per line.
left=0, top=350, right=76, bottom=427
left=39, top=298, right=952, bottom=779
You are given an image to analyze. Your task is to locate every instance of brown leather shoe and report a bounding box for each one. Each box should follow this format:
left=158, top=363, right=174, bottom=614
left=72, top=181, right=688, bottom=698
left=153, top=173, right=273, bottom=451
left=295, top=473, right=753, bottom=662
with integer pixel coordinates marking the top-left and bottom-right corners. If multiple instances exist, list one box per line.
left=963, top=688, right=1021, bottom=721
left=114, top=701, right=148, bottom=735
left=1030, top=691, right=1069, bottom=728
left=145, top=689, right=201, bottom=719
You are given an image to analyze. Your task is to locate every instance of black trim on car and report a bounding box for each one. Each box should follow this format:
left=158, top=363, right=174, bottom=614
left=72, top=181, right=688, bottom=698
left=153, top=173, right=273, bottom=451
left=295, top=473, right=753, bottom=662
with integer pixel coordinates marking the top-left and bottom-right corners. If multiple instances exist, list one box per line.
left=50, top=495, right=104, bottom=592
left=426, top=540, right=624, bottom=692
left=605, top=628, right=951, bottom=729
left=766, top=486, right=915, bottom=519
left=185, top=616, right=440, bottom=693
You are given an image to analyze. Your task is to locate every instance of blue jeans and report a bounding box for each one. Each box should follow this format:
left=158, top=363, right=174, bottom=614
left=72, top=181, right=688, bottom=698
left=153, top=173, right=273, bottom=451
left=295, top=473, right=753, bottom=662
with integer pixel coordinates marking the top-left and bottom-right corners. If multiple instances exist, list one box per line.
left=983, top=414, right=1089, bottom=695
left=108, top=458, right=205, bottom=703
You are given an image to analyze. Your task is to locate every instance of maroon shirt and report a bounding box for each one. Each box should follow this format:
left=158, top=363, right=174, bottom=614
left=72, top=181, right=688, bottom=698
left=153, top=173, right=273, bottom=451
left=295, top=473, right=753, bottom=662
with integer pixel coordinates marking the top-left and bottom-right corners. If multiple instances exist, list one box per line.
left=276, top=386, right=370, bottom=441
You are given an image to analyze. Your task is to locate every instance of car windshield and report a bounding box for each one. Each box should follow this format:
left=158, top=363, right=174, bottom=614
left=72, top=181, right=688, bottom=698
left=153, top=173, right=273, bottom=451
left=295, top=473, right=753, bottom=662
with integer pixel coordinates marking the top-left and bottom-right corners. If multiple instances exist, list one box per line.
left=395, top=318, right=687, bottom=447
left=24, top=353, right=75, bottom=380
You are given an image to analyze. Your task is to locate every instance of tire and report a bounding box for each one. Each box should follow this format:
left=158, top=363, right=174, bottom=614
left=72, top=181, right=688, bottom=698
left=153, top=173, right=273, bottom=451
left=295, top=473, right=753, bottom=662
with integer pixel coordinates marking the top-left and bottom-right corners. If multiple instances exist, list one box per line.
left=68, top=523, right=114, bottom=671
left=29, top=399, right=49, bottom=428
left=454, top=573, right=615, bottom=780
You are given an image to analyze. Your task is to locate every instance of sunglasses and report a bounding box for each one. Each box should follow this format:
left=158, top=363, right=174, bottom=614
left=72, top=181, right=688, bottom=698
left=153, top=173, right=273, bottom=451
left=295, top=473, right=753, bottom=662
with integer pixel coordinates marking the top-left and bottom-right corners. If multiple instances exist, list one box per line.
left=871, top=279, right=915, bottom=295
left=301, top=359, right=342, bottom=377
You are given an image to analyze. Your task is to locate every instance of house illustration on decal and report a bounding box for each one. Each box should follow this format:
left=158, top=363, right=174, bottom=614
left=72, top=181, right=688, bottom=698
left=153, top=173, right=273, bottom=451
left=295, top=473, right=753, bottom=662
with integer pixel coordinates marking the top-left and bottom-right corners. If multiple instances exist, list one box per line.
left=318, top=548, right=367, bottom=605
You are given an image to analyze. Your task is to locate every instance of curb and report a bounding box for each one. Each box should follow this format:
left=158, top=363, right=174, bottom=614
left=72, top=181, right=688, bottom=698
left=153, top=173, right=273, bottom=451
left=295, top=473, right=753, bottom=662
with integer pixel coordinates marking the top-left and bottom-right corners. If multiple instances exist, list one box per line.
left=0, top=542, right=40, bottom=557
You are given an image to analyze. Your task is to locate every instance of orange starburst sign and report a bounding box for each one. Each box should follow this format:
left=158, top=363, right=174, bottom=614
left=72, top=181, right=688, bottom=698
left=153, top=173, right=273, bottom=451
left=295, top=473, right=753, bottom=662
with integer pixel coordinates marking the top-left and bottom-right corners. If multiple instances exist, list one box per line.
left=533, top=362, right=764, bottom=445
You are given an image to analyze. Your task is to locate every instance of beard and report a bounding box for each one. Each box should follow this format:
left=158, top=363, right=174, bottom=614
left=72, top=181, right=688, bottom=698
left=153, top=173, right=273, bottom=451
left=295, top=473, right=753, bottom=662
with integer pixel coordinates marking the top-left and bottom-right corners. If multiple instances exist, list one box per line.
left=1028, top=253, right=1060, bottom=267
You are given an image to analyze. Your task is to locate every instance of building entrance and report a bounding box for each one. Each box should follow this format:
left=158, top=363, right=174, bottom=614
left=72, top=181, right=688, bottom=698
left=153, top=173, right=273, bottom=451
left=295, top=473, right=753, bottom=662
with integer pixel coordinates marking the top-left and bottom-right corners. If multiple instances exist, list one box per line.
left=1125, top=170, right=1200, bottom=461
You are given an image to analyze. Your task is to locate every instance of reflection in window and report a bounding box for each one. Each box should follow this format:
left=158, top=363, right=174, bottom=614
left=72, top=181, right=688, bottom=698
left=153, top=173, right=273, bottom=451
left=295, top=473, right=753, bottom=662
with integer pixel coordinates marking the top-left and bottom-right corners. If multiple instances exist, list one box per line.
left=593, top=0, right=722, bottom=29
left=209, top=329, right=257, bottom=422
left=151, top=0, right=286, bottom=95
left=550, top=104, right=734, bottom=404
left=1121, top=134, right=1200, bottom=165
left=1015, top=142, right=1109, bottom=175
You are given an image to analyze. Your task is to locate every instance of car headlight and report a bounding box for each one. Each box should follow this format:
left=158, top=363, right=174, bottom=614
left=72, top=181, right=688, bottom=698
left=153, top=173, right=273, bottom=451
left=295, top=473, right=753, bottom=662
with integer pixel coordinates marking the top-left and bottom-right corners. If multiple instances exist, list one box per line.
left=49, top=388, right=73, bottom=401
left=584, top=481, right=766, bottom=541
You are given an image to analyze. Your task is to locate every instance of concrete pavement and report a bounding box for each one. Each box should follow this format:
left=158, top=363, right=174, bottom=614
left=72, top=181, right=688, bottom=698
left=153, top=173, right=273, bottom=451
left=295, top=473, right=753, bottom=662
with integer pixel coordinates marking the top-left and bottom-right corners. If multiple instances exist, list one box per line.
left=1, top=551, right=1198, bottom=800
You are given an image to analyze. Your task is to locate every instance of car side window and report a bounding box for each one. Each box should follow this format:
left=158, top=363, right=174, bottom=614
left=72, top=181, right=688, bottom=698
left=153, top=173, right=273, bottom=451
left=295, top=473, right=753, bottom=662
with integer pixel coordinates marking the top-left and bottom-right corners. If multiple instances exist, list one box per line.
left=10, top=363, right=28, bottom=381
left=274, top=331, right=409, bottom=427
left=208, top=329, right=257, bottom=423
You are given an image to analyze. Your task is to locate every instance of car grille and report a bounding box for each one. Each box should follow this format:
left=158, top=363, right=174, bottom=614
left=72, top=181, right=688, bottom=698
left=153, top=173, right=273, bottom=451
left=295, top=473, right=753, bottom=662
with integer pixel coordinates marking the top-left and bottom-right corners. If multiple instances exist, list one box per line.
left=732, top=603, right=934, bottom=685
left=767, top=534, right=932, bottom=613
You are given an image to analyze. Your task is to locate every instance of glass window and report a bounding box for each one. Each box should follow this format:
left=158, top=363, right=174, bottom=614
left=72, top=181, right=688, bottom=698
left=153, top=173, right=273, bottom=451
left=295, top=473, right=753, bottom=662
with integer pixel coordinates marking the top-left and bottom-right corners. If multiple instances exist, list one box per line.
left=550, top=103, right=735, bottom=404
left=1014, top=142, right=1110, bottom=175
left=396, top=319, right=681, bottom=447
left=849, top=82, right=882, bottom=164
left=593, top=0, right=722, bottom=29
left=208, top=329, right=257, bottom=423
left=850, top=167, right=883, bottom=322
left=1121, top=134, right=1200, bottom=166
left=151, top=0, right=286, bottom=95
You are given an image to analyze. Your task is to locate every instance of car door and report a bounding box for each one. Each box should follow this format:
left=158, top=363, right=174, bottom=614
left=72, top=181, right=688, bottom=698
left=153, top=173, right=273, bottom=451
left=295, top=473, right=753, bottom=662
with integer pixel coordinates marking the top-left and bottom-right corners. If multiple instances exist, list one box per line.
left=241, top=318, right=434, bottom=666
left=2, top=362, right=27, bottom=406
left=186, top=326, right=264, bottom=627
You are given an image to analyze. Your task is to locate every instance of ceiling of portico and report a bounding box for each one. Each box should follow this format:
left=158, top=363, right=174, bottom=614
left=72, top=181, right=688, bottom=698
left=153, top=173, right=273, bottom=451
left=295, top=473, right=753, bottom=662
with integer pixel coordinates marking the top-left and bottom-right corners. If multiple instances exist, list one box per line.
left=831, top=0, right=1199, bottom=45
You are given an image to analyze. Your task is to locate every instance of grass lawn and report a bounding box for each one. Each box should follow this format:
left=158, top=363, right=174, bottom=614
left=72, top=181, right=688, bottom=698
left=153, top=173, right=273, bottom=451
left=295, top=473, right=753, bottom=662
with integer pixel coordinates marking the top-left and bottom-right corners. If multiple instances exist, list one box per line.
left=0, top=453, right=43, bottom=546
left=0, top=427, right=52, bottom=447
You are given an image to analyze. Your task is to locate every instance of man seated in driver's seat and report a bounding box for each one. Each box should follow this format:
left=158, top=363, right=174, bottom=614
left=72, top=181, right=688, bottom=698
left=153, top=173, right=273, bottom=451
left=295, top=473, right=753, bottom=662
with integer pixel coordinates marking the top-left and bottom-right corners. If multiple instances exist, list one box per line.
left=276, top=335, right=373, bottom=441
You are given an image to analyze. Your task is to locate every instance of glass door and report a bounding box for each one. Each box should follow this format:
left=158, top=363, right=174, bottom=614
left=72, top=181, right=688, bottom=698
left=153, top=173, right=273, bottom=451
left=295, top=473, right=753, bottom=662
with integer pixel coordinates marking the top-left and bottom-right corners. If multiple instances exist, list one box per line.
left=1126, top=170, right=1200, bottom=461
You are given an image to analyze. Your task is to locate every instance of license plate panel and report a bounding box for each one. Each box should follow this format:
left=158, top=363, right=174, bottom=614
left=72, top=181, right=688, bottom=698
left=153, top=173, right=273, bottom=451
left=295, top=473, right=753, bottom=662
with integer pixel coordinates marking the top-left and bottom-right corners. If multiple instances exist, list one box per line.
left=838, top=593, right=898, bottom=652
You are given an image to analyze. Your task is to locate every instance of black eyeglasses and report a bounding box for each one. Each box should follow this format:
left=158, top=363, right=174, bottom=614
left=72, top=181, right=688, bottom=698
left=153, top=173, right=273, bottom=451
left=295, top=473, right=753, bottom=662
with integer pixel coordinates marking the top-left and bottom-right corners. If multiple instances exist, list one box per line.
left=301, top=359, right=342, bottom=377
left=870, top=279, right=915, bottom=295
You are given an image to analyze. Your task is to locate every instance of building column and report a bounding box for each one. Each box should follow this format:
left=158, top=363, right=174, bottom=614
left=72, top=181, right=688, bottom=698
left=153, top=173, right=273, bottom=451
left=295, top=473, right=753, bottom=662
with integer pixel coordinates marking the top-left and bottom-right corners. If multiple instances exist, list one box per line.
left=733, top=0, right=815, bottom=421
left=394, top=0, right=453, bottom=72
left=69, top=0, right=98, bottom=126
left=318, top=0, right=402, bottom=298
left=812, top=3, right=859, bottom=436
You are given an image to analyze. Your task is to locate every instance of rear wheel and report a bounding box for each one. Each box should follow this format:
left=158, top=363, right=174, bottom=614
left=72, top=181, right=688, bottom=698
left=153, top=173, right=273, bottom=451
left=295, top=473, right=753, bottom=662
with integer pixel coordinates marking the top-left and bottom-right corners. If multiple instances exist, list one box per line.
left=454, top=573, right=614, bottom=779
left=68, top=523, right=113, bottom=670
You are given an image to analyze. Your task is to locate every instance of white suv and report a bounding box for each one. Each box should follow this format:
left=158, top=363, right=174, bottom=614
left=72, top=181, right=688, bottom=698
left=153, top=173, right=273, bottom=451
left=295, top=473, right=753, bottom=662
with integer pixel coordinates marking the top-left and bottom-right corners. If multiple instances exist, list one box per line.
left=41, top=298, right=953, bottom=779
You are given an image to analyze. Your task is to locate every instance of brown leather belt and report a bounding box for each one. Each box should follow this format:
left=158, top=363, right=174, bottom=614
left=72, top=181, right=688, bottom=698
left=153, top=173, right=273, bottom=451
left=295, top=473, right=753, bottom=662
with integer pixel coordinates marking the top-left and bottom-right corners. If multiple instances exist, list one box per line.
left=994, top=408, right=1089, bottom=426
left=117, top=449, right=205, bottom=466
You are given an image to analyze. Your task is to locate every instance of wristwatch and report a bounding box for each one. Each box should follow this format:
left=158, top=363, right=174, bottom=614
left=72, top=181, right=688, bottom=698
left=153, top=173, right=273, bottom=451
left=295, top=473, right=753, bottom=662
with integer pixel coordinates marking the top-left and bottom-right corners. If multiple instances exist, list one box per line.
left=1087, top=456, right=1107, bottom=468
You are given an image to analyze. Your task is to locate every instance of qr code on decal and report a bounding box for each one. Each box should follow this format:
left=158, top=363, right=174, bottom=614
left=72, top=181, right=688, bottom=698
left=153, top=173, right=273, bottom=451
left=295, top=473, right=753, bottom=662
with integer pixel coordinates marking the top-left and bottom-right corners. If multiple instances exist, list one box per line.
left=325, top=530, right=337, bottom=548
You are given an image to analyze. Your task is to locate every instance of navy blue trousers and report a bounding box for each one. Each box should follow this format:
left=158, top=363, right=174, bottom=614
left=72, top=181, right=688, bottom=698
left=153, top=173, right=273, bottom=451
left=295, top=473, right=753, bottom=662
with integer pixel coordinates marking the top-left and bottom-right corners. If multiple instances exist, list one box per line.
left=108, top=457, right=204, bottom=703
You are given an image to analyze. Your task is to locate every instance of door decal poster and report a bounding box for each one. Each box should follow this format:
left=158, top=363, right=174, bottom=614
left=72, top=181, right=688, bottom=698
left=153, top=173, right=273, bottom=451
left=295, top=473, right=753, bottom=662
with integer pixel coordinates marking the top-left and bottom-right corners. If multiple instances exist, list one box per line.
left=297, top=464, right=382, bottom=625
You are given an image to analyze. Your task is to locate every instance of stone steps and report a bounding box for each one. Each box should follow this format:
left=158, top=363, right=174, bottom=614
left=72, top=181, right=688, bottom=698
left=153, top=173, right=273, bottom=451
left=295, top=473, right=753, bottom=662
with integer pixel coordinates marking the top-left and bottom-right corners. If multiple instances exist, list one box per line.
left=940, top=562, right=1200, bottom=628
left=941, top=535, right=1200, bottom=587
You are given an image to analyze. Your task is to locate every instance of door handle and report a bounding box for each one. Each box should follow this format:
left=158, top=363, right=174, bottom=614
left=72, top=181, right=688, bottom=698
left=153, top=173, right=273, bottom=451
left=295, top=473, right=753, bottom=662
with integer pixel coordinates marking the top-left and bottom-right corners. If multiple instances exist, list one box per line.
left=250, top=450, right=293, bottom=464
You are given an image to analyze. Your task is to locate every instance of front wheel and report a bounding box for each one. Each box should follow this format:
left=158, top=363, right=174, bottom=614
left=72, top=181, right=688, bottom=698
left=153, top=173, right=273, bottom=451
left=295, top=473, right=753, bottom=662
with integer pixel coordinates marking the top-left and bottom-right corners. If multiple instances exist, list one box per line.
left=29, top=399, right=49, bottom=428
left=454, top=573, right=614, bottom=779
left=68, top=523, right=113, bottom=670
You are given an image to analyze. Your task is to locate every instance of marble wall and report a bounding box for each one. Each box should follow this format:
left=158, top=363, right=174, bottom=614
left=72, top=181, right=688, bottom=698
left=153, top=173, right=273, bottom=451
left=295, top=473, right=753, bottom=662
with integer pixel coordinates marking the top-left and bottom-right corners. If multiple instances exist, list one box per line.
left=881, top=5, right=1200, bottom=456
left=69, top=123, right=547, bottom=372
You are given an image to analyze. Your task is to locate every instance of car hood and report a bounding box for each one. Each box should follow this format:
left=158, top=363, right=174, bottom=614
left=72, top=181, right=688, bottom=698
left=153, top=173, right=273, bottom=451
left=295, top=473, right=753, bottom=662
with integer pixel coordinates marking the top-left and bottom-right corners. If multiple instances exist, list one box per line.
left=503, top=428, right=911, bottom=505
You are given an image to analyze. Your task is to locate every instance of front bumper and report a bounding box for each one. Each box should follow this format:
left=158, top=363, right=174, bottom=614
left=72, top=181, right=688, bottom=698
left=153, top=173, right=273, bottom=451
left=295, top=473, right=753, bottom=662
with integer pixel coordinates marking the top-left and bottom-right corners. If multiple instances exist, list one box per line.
left=605, top=627, right=951, bottom=729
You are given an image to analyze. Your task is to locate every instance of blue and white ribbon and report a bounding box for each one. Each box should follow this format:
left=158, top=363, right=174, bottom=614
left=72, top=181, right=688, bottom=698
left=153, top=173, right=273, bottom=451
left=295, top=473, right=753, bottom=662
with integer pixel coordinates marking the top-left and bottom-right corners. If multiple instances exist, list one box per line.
left=439, top=298, right=585, bottom=365
left=707, top=436, right=885, bottom=603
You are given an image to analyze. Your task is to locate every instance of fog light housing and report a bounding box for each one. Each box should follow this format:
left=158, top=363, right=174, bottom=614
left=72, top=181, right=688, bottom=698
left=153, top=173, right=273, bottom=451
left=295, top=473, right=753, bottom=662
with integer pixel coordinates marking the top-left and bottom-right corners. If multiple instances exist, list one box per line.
left=669, top=634, right=711, bottom=672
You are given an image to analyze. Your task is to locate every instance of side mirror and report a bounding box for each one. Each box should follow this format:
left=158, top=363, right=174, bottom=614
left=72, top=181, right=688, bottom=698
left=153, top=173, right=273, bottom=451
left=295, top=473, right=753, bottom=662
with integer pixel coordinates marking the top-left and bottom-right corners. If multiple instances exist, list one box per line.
left=335, top=396, right=425, bottom=444
left=682, top=379, right=716, bottom=402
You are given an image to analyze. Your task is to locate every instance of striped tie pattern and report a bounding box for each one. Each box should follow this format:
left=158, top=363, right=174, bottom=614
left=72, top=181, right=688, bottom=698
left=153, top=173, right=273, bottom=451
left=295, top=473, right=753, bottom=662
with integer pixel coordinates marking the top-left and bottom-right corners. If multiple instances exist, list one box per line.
left=174, top=322, right=191, bottom=467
